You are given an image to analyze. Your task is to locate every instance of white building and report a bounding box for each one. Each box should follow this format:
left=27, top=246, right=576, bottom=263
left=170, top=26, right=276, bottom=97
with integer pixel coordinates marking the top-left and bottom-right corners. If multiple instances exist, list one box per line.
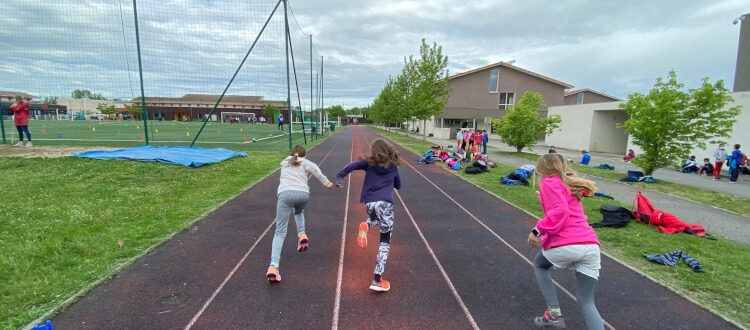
left=56, top=98, right=132, bottom=117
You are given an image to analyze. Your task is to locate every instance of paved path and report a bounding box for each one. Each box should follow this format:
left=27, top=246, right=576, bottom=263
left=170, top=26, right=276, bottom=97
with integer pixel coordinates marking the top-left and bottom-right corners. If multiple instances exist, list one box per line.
left=48, top=126, right=738, bottom=329
left=401, top=131, right=750, bottom=246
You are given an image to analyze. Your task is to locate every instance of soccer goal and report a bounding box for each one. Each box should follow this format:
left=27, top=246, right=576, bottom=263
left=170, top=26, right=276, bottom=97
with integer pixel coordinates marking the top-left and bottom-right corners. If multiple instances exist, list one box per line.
left=221, top=112, right=256, bottom=124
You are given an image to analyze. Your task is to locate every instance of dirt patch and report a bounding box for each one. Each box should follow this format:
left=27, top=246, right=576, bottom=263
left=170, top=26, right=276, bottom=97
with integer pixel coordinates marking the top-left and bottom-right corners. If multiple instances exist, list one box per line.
left=0, top=145, right=118, bottom=158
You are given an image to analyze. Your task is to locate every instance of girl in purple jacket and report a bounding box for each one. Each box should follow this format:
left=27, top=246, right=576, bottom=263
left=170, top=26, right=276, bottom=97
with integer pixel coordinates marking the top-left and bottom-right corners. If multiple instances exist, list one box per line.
left=528, top=153, right=603, bottom=330
left=336, top=139, right=402, bottom=292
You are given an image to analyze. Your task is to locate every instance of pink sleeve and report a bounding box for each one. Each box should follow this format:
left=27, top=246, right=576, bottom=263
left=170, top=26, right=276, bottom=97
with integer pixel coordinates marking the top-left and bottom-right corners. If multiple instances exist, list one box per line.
left=535, top=180, right=571, bottom=235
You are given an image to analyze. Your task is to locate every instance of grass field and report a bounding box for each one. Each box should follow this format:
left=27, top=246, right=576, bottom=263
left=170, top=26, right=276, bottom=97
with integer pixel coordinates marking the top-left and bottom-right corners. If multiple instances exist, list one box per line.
left=498, top=151, right=750, bottom=216
left=0, top=132, right=329, bottom=329
left=373, top=127, right=750, bottom=328
left=1, top=120, right=326, bottom=152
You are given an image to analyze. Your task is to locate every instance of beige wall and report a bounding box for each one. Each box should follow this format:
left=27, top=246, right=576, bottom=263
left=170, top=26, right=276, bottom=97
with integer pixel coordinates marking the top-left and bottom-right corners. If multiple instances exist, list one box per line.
left=444, top=69, right=499, bottom=110
left=57, top=98, right=132, bottom=115
left=590, top=110, right=629, bottom=154
left=582, top=92, right=618, bottom=104
left=496, top=66, right=566, bottom=118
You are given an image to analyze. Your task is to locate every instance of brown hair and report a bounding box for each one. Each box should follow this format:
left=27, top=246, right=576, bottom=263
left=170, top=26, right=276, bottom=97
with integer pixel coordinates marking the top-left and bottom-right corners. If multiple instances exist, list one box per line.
left=14, top=95, right=23, bottom=104
left=365, top=139, right=402, bottom=167
left=534, top=153, right=596, bottom=201
left=288, top=145, right=307, bottom=167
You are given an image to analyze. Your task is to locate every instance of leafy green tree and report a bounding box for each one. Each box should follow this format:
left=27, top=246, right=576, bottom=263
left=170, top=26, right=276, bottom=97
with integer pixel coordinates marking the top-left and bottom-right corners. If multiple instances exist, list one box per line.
left=326, top=105, right=346, bottom=123
left=71, top=89, right=106, bottom=100
left=620, top=70, right=741, bottom=175
left=409, top=39, right=451, bottom=140
left=262, top=104, right=280, bottom=120
left=97, top=103, right=117, bottom=115
left=41, top=96, right=57, bottom=104
left=492, top=91, right=561, bottom=152
left=124, top=104, right=142, bottom=120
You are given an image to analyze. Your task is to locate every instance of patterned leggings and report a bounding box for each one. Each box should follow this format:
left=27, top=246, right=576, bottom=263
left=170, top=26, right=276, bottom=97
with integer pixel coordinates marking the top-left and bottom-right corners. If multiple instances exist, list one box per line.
left=364, top=201, right=394, bottom=278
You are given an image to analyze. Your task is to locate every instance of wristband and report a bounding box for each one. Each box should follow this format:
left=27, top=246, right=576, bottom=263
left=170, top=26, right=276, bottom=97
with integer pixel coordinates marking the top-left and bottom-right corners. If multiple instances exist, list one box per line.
left=531, top=227, right=540, bottom=237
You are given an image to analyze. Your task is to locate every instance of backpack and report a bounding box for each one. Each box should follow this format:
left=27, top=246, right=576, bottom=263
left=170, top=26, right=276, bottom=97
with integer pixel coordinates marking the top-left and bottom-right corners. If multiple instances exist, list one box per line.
left=472, top=160, right=489, bottom=172
left=591, top=204, right=634, bottom=228
left=595, top=164, right=615, bottom=170
left=465, top=166, right=483, bottom=174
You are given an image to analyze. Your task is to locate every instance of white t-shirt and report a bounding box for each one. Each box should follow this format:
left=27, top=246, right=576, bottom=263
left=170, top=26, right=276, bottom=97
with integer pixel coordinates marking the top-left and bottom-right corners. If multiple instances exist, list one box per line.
left=277, top=156, right=330, bottom=195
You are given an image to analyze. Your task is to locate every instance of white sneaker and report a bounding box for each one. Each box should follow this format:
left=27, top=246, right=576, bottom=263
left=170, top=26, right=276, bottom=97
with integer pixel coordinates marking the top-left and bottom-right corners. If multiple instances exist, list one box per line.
left=24, top=142, right=33, bottom=148
left=12, top=142, right=23, bottom=147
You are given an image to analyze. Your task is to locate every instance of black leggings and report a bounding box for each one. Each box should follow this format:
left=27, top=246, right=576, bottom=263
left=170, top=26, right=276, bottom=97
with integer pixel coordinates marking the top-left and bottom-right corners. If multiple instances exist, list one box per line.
left=16, top=125, right=31, bottom=141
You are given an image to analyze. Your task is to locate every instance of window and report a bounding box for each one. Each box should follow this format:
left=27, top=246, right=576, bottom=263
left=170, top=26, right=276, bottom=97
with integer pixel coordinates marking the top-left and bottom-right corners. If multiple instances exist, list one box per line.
left=499, top=92, right=515, bottom=110
left=489, top=68, right=498, bottom=93
left=576, top=93, right=584, bottom=104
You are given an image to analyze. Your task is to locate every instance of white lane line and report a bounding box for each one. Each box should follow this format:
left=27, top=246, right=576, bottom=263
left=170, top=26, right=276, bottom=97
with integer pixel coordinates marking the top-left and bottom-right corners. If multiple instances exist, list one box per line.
left=184, top=133, right=342, bottom=330
left=331, top=127, right=355, bottom=330
left=395, top=144, right=616, bottom=330
left=395, top=190, right=479, bottom=330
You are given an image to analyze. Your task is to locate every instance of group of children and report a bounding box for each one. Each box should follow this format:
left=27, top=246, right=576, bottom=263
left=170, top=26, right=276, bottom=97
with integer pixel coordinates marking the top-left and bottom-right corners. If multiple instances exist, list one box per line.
left=682, top=143, right=746, bottom=183
left=267, top=138, right=604, bottom=329
left=456, top=128, right=489, bottom=155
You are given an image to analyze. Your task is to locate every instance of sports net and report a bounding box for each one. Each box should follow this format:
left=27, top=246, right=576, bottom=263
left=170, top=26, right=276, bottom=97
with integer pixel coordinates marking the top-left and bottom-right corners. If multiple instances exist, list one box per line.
left=0, top=0, right=326, bottom=151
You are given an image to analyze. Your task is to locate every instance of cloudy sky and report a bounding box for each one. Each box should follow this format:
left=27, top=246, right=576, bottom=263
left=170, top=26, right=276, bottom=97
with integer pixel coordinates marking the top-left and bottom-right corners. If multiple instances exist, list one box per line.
left=0, top=0, right=746, bottom=108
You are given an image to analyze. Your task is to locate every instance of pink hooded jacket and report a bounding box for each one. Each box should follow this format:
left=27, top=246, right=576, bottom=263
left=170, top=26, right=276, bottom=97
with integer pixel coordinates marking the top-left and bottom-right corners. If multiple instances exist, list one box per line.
left=536, top=176, right=599, bottom=250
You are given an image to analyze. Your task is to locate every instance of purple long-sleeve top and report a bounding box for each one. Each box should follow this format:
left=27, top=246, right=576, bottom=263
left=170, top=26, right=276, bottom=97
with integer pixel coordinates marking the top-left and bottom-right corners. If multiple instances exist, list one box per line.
left=336, top=160, right=401, bottom=203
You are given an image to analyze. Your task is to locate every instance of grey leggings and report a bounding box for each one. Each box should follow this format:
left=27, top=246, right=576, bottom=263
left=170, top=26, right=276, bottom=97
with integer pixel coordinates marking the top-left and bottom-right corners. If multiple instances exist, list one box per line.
left=269, top=190, right=309, bottom=268
left=534, top=251, right=604, bottom=330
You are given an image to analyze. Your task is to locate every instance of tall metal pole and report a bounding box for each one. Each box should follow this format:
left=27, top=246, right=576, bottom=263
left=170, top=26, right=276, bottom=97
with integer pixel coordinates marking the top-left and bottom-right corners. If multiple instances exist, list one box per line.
left=309, top=34, right=314, bottom=140
left=284, top=0, right=292, bottom=149
left=132, top=0, right=149, bottom=145
left=0, top=103, right=6, bottom=144
left=321, top=55, right=324, bottom=135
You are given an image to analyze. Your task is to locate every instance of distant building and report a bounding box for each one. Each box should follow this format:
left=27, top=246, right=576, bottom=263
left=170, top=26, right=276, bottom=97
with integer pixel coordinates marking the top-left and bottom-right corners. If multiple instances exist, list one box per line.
left=409, top=61, right=574, bottom=139
left=563, top=88, right=621, bottom=105
left=1, top=91, right=67, bottom=119
left=128, top=94, right=288, bottom=121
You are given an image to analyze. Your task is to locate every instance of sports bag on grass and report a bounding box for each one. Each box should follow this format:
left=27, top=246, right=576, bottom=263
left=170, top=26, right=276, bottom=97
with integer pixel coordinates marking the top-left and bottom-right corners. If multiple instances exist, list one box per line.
left=591, top=204, right=634, bottom=228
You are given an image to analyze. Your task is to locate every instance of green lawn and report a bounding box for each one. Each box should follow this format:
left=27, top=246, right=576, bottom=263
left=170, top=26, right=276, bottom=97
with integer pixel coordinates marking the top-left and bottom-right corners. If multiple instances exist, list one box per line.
left=373, top=127, right=750, bottom=328
left=1, top=120, right=324, bottom=152
left=0, top=134, right=328, bottom=329
left=498, top=151, right=750, bottom=216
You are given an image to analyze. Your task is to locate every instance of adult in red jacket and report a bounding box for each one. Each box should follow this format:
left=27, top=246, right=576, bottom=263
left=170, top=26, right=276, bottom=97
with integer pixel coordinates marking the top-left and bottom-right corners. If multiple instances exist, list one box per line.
left=11, top=95, right=32, bottom=147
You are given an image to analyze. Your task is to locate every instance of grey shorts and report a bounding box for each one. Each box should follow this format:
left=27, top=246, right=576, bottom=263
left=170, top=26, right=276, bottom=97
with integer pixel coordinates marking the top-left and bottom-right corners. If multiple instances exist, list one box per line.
left=542, top=244, right=601, bottom=279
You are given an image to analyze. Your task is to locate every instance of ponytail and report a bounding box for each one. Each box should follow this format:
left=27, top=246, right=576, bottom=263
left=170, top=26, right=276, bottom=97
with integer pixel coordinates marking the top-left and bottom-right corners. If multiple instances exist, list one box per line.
left=288, top=145, right=306, bottom=167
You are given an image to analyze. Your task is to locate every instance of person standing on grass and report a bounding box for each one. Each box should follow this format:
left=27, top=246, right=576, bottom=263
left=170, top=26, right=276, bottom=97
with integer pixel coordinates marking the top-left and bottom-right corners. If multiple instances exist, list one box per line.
left=482, top=129, right=488, bottom=154
left=528, top=153, right=604, bottom=330
left=713, top=143, right=727, bottom=180
left=462, top=129, right=470, bottom=150
left=336, top=139, right=402, bottom=292
left=278, top=113, right=284, bottom=131
left=11, top=95, right=32, bottom=148
left=266, top=145, right=333, bottom=283
left=473, top=129, right=482, bottom=153
left=728, top=144, right=743, bottom=183
left=456, top=129, right=463, bottom=149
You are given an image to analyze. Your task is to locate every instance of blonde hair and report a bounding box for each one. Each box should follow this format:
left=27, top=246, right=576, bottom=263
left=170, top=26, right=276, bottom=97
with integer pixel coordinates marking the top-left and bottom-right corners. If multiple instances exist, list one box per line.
left=365, top=139, right=402, bottom=167
left=15, top=95, right=23, bottom=103
left=534, top=153, right=596, bottom=201
left=288, top=145, right=307, bottom=167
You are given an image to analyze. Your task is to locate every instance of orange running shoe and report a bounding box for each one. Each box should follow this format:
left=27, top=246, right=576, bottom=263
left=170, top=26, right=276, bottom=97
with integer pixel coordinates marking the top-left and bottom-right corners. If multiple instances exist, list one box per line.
left=369, top=278, right=390, bottom=292
left=357, top=222, right=369, bottom=248
left=266, top=265, right=281, bottom=283
left=297, top=233, right=309, bottom=252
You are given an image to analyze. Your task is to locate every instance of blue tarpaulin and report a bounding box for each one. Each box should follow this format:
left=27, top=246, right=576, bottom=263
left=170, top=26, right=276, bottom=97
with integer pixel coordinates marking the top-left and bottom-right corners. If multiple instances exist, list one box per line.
left=72, top=146, right=247, bottom=167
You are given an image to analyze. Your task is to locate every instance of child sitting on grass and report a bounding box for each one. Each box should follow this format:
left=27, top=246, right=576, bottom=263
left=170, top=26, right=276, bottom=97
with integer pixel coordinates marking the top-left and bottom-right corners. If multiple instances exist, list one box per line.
left=699, top=158, right=714, bottom=176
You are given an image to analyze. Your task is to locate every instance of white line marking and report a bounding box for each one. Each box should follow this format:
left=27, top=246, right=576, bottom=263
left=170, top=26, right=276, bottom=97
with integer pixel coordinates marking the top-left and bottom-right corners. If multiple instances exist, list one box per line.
left=331, top=127, right=355, bottom=330
left=184, top=133, right=341, bottom=330
left=395, top=190, right=479, bottom=330
left=184, top=220, right=275, bottom=330
left=393, top=137, right=616, bottom=330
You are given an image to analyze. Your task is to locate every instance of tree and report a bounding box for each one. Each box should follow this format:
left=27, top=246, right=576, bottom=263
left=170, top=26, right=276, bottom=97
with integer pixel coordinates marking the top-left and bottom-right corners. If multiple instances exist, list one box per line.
left=326, top=105, right=346, bottom=123
left=262, top=104, right=279, bottom=119
left=97, top=103, right=117, bottom=116
left=409, top=39, right=451, bottom=140
left=41, top=96, right=57, bottom=105
left=71, top=89, right=106, bottom=100
left=620, top=70, right=740, bottom=175
left=124, top=104, right=142, bottom=120
left=492, top=91, right=561, bottom=152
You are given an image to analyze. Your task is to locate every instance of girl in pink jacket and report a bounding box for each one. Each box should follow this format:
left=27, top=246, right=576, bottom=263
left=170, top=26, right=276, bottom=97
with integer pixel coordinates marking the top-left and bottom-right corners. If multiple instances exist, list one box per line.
left=527, top=153, right=603, bottom=330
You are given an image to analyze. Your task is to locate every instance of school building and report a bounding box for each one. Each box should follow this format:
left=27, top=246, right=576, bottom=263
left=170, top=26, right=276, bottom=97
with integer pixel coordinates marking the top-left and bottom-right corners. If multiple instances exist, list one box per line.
left=128, top=94, right=288, bottom=121
left=406, top=61, right=618, bottom=139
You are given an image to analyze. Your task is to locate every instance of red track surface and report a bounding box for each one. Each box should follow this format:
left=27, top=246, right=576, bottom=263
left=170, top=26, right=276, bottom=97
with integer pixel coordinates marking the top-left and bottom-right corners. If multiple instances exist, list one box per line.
left=50, top=126, right=737, bottom=329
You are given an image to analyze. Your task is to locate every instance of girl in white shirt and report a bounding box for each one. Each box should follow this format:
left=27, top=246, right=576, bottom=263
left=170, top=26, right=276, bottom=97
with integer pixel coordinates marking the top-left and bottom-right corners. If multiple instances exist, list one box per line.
left=267, top=145, right=333, bottom=282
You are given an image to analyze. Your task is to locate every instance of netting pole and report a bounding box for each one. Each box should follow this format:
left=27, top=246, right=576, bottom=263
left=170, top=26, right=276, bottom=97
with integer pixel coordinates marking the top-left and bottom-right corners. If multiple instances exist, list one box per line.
left=0, top=104, right=6, bottom=144
left=309, top=34, right=314, bottom=140
left=132, top=0, right=149, bottom=145
left=285, top=24, right=307, bottom=145
left=284, top=0, right=292, bottom=149
left=190, top=0, right=282, bottom=147
left=321, top=55, right=324, bottom=135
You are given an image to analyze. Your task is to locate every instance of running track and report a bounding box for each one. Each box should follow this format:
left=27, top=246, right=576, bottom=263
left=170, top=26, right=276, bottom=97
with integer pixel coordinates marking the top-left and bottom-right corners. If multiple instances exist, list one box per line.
left=50, top=126, right=737, bottom=329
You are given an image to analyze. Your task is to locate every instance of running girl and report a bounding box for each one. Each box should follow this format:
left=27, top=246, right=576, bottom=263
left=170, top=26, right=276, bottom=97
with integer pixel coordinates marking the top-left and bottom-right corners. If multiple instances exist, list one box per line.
left=336, top=139, right=402, bottom=292
left=528, top=153, right=604, bottom=330
left=267, top=145, right=333, bottom=283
